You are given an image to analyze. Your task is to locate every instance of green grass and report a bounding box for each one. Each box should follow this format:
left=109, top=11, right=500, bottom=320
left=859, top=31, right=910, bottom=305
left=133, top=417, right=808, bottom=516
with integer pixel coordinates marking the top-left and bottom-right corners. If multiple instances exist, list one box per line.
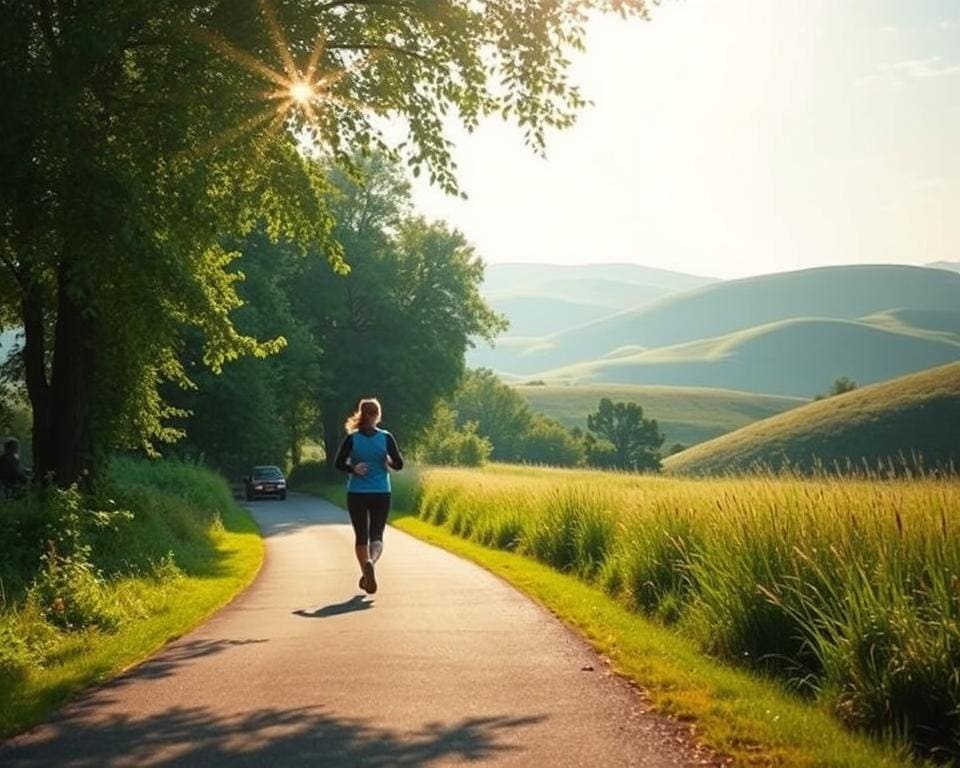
left=516, top=383, right=804, bottom=447
left=0, top=458, right=264, bottom=736
left=313, top=463, right=958, bottom=765
left=664, top=361, right=960, bottom=475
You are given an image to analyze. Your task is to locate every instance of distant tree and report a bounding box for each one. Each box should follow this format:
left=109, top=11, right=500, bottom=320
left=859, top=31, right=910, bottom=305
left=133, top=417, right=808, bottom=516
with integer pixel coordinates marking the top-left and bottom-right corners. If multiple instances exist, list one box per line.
left=452, top=369, right=532, bottom=461
left=815, top=376, right=858, bottom=401
left=417, top=403, right=491, bottom=467
left=583, top=433, right=618, bottom=469
left=521, top=415, right=585, bottom=467
left=586, top=398, right=665, bottom=471
left=830, top=377, right=858, bottom=396
left=666, top=442, right=688, bottom=457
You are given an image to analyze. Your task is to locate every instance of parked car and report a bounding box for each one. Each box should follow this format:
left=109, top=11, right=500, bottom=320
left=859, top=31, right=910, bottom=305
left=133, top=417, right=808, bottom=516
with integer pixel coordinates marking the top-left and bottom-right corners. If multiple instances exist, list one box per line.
left=244, top=465, right=287, bottom=501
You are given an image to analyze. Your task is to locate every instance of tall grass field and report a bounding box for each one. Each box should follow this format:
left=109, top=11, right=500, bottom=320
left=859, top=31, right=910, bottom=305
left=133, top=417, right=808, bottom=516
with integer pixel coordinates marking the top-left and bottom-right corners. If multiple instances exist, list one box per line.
left=0, top=458, right=263, bottom=736
left=408, top=464, right=960, bottom=761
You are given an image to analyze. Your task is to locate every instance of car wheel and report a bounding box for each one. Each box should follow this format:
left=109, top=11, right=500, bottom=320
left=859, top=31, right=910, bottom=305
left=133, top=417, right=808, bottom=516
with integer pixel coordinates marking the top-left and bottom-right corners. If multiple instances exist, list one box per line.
left=246, top=491, right=254, bottom=502
left=280, top=492, right=287, bottom=501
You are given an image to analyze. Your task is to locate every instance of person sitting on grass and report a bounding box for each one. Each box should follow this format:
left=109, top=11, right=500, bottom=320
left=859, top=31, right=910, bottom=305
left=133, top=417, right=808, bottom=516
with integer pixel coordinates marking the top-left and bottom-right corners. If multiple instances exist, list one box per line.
left=0, top=438, right=28, bottom=499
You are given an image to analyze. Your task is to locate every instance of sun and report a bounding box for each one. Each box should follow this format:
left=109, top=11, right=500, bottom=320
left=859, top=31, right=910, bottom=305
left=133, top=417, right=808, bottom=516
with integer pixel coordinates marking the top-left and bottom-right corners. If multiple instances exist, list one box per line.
left=188, top=0, right=382, bottom=155
left=289, top=81, right=315, bottom=105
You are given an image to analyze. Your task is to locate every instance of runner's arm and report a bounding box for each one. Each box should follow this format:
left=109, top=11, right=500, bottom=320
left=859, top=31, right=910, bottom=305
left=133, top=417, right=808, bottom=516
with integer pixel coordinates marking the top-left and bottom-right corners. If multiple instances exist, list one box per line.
left=385, top=432, right=404, bottom=471
left=334, top=435, right=355, bottom=474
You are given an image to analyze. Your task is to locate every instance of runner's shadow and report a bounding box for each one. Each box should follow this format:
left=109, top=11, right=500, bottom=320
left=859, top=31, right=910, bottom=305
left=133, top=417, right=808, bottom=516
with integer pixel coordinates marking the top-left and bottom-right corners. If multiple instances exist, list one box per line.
left=293, top=595, right=373, bottom=618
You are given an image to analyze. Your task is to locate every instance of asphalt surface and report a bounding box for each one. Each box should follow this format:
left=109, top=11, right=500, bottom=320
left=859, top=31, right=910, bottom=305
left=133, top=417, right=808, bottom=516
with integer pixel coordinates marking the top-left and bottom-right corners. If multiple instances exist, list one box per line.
left=1, top=493, right=710, bottom=767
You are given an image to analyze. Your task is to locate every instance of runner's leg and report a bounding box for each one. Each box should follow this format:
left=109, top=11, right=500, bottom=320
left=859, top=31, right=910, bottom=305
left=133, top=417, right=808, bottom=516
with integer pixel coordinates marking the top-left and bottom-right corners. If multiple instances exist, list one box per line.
left=368, top=494, right=390, bottom=564
left=346, top=493, right=370, bottom=568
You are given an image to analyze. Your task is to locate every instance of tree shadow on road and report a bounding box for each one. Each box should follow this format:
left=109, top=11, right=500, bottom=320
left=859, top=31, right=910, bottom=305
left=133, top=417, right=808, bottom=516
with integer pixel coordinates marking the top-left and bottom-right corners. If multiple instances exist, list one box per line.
left=2, top=705, right=546, bottom=767
left=88, top=639, right=270, bottom=689
left=293, top=595, right=374, bottom=618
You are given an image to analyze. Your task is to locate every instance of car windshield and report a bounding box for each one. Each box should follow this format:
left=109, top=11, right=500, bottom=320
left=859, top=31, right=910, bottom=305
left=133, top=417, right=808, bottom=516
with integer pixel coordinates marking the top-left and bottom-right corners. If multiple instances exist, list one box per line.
left=253, top=467, right=283, bottom=481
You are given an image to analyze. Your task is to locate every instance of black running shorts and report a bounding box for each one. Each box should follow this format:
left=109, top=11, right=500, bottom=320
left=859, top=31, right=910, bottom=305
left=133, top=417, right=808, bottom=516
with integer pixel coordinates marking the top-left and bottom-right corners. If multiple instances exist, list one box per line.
left=346, top=492, right=390, bottom=546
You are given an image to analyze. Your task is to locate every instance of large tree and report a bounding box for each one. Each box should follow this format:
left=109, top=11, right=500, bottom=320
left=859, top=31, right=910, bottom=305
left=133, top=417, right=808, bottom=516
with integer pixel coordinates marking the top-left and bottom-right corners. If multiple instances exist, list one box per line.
left=586, top=397, right=664, bottom=471
left=291, top=157, right=505, bottom=466
left=0, top=0, right=649, bottom=484
left=169, top=232, right=323, bottom=478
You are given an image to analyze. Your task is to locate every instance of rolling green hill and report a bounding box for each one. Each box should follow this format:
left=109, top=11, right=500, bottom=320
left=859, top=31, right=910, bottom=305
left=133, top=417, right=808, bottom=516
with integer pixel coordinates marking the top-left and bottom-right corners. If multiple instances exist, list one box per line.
left=470, top=265, right=960, bottom=374
left=481, top=262, right=716, bottom=296
left=480, top=263, right=717, bottom=336
left=533, top=317, right=960, bottom=397
left=860, top=308, right=960, bottom=341
left=516, top=383, right=805, bottom=447
left=488, top=277, right=670, bottom=311
left=488, top=295, right=614, bottom=337
left=928, top=260, right=960, bottom=274
left=663, top=362, right=960, bottom=475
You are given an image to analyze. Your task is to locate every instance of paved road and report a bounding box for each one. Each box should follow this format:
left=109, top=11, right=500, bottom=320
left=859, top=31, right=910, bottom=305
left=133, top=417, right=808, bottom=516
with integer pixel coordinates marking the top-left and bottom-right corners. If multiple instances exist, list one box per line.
left=2, top=494, right=709, bottom=767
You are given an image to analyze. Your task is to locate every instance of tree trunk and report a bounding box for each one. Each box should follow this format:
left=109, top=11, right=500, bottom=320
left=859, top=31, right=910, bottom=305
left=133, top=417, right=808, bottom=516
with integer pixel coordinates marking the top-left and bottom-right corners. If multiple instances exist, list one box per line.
left=24, top=263, right=97, bottom=487
left=22, top=282, right=51, bottom=478
left=49, top=275, right=95, bottom=486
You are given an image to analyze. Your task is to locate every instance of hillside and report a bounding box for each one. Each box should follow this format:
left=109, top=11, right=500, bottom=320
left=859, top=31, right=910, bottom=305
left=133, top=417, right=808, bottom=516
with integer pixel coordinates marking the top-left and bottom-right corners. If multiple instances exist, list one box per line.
left=516, top=384, right=805, bottom=447
left=860, top=308, right=960, bottom=341
left=488, top=277, right=668, bottom=311
left=532, top=317, right=960, bottom=397
left=487, top=295, right=614, bottom=336
left=481, top=262, right=716, bottom=296
left=663, top=362, right=960, bottom=475
left=928, top=260, right=960, bottom=274
left=470, top=265, right=960, bottom=375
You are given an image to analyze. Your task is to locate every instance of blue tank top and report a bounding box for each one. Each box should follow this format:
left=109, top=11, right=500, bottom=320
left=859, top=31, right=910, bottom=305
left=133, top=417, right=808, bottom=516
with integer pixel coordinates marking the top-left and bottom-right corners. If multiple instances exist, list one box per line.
left=346, top=429, right=392, bottom=493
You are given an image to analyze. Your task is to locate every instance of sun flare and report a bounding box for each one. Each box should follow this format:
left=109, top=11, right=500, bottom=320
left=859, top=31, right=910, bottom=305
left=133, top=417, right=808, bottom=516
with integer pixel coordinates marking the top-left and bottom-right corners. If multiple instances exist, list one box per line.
left=289, top=81, right=315, bottom=104
left=188, top=0, right=381, bottom=155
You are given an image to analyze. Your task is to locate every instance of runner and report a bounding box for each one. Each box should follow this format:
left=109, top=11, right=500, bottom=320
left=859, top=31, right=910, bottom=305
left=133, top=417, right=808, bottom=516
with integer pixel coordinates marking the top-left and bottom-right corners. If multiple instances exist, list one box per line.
left=334, top=398, right=404, bottom=594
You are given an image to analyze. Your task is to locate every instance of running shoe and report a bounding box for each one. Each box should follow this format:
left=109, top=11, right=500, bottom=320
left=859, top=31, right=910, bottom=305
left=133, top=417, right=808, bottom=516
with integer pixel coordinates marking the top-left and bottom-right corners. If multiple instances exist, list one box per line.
left=362, top=560, right=377, bottom=594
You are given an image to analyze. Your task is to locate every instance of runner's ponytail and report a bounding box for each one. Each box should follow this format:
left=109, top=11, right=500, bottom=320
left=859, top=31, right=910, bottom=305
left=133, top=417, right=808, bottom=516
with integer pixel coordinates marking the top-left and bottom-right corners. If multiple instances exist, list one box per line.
left=345, top=398, right=382, bottom=433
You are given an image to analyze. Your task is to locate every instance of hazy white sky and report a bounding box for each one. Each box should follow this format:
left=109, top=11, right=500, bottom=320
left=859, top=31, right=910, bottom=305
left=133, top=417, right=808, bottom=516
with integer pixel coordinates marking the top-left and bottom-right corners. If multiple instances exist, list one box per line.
left=408, top=0, right=960, bottom=279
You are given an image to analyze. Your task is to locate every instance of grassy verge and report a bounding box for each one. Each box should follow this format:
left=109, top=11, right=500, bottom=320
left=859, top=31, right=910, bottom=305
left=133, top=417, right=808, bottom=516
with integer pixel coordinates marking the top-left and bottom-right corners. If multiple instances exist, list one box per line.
left=301, top=470, right=925, bottom=767
left=0, top=458, right=264, bottom=737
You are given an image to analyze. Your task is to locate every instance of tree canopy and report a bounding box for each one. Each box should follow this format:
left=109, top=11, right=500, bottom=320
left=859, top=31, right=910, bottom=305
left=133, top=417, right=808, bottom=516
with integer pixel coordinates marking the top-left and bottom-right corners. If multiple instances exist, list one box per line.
left=0, top=0, right=649, bottom=484
left=586, top=398, right=664, bottom=471
left=291, top=157, right=505, bottom=465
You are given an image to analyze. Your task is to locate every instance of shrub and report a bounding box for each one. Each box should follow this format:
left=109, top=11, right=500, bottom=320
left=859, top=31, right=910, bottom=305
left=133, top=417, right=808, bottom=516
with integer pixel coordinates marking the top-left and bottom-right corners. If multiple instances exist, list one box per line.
left=520, top=416, right=585, bottom=467
left=417, top=404, right=492, bottom=466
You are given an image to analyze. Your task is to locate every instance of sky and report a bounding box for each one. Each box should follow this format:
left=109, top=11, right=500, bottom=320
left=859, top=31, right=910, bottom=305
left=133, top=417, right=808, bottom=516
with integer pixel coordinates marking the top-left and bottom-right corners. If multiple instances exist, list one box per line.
left=407, top=0, right=960, bottom=280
